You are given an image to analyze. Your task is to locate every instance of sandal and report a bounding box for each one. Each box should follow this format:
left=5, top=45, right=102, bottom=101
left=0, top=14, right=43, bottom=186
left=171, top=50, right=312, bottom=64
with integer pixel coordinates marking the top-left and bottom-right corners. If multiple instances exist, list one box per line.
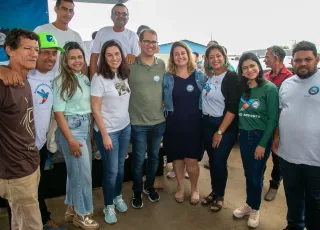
left=201, top=191, right=215, bottom=206
left=210, top=196, right=224, bottom=212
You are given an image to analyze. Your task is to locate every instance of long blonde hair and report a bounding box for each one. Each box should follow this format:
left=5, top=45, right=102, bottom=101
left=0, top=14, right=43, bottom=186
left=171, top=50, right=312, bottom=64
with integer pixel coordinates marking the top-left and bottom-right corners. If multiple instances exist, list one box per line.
left=56, top=42, right=85, bottom=101
left=204, top=44, right=231, bottom=77
left=167, top=41, right=196, bottom=75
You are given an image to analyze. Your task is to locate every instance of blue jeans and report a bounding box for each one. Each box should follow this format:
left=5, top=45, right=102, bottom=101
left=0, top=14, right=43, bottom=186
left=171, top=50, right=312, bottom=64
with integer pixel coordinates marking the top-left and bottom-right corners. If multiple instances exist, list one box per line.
left=203, top=115, right=238, bottom=197
left=131, top=122, right=166, bottom=193
left=56, top=114, right=93, bottom=216
left=94, top=124, right=131, bottom=206
left=239, top=130, right=271, bottom=210
left=280, top=157, right=320, bottom=230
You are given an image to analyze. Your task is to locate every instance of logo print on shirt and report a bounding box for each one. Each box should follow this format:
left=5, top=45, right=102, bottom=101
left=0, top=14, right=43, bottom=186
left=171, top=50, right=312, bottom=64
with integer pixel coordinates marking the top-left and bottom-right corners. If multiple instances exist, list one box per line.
left=20, top=98, right=34, bottom=139
left=308, top=86, right=319, bottom=95
left=240, top=97, right=255, bottom=111
left=186, top=84, right=194, bottom=92
left=115, top=81, right=130, bottom=96
left=204, top=83, right=212, bottom=96
left=153, top=75, right=160, bottom=82
left=37, top=89, right=49, bottom=104
left=85, top=79, right=91, bottom=86
left=251, top=101, right=260, bottom=109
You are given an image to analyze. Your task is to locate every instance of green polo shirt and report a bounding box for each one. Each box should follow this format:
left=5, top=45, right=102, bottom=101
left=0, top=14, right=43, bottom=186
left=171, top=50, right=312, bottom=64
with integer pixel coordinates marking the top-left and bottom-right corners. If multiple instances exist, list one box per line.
left=128, top=55, right=166, bottom=126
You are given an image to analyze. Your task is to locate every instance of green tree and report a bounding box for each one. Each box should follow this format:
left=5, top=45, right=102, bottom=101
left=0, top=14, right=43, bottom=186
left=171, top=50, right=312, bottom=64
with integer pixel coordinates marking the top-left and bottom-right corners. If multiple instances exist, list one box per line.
left=280, top=45, right=290, bottom=49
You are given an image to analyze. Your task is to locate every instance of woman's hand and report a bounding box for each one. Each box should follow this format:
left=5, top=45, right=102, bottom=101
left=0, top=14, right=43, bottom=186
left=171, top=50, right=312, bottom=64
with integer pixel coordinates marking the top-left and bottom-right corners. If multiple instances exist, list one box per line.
left=212, top=132, right=223, bottom=148
left=254, top=145, right=266, bottom=160
left=103, top=135, right=113, bottom=151
left=69, top=139, right=83, bottom=157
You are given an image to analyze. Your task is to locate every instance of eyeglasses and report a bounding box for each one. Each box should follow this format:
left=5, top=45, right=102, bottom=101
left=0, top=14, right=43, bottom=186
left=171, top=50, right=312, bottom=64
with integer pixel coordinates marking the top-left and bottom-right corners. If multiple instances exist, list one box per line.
left=142, top=40, right=158, bottom=46
left=113, top=12, right=129, bottom=17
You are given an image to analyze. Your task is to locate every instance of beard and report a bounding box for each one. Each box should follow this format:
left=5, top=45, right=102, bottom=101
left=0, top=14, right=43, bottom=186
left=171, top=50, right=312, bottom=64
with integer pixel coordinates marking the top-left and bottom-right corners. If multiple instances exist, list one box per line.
left=296, top=67, right=318, bottom=79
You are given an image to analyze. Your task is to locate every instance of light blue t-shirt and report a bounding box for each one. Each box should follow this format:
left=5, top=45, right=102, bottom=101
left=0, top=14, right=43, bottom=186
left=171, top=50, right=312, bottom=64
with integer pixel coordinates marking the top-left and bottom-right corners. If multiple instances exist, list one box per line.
left=53, top=73, right=91, bottom=115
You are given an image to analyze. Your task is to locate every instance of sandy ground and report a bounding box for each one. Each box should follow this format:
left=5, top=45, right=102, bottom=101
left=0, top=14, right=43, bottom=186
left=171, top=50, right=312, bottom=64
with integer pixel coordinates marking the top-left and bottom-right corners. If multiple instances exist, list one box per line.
left=0, top=142, right=288, bottom=230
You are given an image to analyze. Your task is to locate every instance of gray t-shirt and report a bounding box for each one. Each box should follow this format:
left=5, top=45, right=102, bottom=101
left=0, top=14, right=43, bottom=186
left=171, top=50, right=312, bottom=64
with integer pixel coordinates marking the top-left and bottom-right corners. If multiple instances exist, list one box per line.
left=202, top=72, right=226, bottom=117
left=278, top=71, right=320, bottom=166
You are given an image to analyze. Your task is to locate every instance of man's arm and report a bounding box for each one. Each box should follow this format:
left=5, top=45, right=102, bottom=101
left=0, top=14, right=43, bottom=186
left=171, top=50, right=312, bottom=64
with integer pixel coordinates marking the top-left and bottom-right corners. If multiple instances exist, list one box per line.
left=0, top=66, right=24, bottom=86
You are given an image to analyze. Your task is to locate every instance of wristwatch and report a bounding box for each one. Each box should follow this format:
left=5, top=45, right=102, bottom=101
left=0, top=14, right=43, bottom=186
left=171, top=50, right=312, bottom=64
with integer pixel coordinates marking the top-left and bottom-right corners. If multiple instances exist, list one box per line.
left=217, top=130, right=223, bottom=135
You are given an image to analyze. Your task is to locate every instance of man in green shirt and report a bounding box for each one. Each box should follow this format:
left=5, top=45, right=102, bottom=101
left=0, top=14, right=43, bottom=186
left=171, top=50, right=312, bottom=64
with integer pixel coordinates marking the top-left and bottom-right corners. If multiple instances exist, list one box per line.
left=129, top=29, right=166, bottom=209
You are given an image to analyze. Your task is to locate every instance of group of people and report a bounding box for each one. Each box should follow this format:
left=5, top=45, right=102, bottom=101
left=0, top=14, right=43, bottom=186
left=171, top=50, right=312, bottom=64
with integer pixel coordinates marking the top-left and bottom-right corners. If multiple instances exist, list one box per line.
left=0, top=1, right=319, bottom=230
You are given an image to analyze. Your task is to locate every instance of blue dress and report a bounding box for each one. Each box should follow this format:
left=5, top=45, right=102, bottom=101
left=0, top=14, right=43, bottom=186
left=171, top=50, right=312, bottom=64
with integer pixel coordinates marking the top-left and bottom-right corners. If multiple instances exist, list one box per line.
left=164, top=71, right=203, bottom=162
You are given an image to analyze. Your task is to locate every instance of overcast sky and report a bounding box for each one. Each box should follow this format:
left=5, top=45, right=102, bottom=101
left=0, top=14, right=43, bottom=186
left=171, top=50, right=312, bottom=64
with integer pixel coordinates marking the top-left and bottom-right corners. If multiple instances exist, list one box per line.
left=48, top=0, right=320, bottom=54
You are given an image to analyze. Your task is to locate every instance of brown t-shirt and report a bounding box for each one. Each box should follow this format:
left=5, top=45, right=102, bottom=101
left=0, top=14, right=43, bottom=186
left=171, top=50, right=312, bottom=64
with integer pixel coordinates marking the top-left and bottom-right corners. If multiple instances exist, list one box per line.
left=0, top=80, right=39, bottom=179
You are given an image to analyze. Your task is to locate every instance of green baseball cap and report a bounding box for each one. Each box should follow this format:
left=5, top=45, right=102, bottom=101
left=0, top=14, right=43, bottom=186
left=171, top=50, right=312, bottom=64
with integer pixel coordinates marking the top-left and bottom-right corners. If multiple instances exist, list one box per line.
left=38, top=32, right=64, bottom=52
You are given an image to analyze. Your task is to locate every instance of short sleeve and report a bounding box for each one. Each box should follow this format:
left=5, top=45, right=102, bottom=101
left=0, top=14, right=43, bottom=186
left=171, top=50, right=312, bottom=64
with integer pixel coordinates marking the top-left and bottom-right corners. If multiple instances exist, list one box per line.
left=0, top=81, right=5, bottom=109
left=53, top=78, right=67, bottom=112
left=92, top=30, right=102, bottom=54
left=90, top=74, right=104, bottom=97
left=279, top=81, right=286, bottom=109
left=33, top=26, right=42, bottom=33
left=131, top=33, right=140, bottom=56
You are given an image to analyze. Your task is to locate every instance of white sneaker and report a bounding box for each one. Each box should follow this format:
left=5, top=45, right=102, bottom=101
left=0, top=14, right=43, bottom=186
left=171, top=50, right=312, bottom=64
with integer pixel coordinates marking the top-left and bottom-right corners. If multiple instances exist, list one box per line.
left=248, top=210, right=260, bottom=228
left=233, top=203, right=252, bottom=218
left=167, top=170, right=176, bottom=179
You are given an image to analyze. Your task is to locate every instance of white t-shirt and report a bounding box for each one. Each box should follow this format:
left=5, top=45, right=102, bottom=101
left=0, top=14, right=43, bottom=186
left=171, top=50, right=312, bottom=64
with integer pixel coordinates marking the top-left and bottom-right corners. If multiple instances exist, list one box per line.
left=202, top=72, right=226, bottom=117
left=83, top=40, right=94, bottom=66
left=92, top=26, right=140, bottom=56
left=278, top=71, right=320, bottom=167
left=91, top=73, right=130, bottom=133
left=34, top=23, right=84, bottom=73
left=28, top=70, right=55, bottom=150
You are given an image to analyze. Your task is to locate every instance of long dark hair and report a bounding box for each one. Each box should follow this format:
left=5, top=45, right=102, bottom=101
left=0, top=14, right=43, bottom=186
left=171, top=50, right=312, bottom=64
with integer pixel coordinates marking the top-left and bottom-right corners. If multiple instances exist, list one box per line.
left=204, top=44, right=231, bottom=77
left=97, top=40, right=129, bottom=80
left=237, top=52, right=265, bottom=100
left=56, top=41, right=85, bottom=101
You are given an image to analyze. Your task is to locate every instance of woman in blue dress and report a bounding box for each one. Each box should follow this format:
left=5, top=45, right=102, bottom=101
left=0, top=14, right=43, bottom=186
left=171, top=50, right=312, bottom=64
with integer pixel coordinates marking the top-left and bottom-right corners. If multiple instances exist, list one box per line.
left=163, top=41, right=207, bottom=204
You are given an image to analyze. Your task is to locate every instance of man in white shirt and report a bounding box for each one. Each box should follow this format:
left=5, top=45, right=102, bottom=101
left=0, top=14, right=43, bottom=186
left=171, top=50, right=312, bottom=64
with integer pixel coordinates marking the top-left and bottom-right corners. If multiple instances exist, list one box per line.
left=0, top=32, right=65, bottom=230
left=90, top=3, right=140, bottom=77
left=34, top=0, right=85, bottom=74
left=273, top=41, right=320, bottom=230
left=83, top=31, right=97, bottom=67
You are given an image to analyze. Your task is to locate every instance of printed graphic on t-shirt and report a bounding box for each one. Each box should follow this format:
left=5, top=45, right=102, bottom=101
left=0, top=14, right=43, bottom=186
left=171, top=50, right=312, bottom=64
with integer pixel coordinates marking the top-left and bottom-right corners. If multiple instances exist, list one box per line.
left=204, top=83, right=212, bottom=96
left=240, top=97, right=260, bottom=111
left=115, top=81, right=130, bottom=96
left=20, top=97, right=35, bottom=139
left=34, top=83, right=53, bottom=109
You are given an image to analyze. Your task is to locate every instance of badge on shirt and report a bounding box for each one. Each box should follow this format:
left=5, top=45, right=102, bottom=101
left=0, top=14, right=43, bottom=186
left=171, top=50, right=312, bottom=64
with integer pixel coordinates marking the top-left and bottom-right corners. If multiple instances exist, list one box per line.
left=153, top=75, right=160, bottom=82
left=251, top=101, right=260, bottom=109
left=308, top=86, right=319, bottom=95
left=186, top=84, right=194, bottom=92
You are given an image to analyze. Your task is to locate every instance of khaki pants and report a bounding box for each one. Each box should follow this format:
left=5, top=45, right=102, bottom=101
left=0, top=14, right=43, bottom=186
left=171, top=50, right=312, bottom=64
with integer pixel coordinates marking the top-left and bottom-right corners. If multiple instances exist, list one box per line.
left=0, top=167, right=42, bottom=230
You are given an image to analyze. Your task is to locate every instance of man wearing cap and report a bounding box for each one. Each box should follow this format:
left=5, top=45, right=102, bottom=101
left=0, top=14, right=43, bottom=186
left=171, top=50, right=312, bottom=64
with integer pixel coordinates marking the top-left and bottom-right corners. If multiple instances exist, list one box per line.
left=0, top=32, right=65, bottom=230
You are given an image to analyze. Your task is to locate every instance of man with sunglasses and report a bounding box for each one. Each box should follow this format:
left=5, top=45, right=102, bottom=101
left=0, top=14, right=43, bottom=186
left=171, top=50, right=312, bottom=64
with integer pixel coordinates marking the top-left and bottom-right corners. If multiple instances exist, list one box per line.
left=90, top=3, right=140, bottom=78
